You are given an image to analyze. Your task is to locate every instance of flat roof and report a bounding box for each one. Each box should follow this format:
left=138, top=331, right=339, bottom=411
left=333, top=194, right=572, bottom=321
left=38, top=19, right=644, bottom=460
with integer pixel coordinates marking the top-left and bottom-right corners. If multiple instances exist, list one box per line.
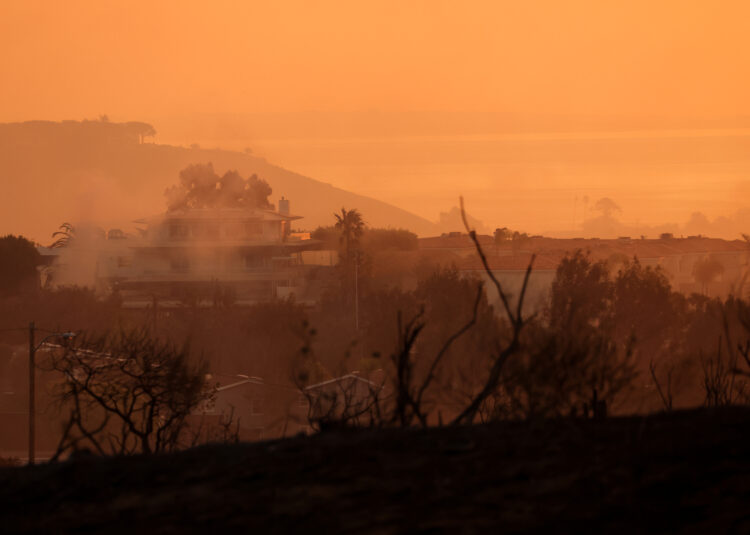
left=134, top=208, right=302, bottom=225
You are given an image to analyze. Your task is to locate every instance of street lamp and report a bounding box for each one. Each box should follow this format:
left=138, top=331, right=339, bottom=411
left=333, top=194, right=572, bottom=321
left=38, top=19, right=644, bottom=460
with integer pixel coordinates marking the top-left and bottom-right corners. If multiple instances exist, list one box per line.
left=28, top=322, right=76, bottom=465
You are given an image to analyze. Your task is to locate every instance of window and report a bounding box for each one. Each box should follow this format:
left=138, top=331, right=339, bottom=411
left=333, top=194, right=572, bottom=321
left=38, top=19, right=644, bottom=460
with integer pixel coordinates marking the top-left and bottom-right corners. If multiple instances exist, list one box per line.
left=244, top=254, right=265, bottom=270
left=204, top=223, right=220, bottom=240
left=169, top=223, right=189, bottom=240
left=244, top=220, right=263, bottom=238
left=224, top=222, right=243, bottom=239
left=170, top=256, right=190, bottom=273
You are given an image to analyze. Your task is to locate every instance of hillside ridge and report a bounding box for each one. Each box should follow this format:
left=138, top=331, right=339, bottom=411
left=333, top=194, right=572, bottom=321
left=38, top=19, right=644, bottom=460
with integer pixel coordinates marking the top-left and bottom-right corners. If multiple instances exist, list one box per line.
left=0, top=120, right=440, bottom=241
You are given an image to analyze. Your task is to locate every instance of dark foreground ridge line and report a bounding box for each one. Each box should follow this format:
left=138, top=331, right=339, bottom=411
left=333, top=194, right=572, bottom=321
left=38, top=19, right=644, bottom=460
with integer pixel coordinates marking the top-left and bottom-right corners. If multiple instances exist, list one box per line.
left=1, top=408, right=749, bottom=534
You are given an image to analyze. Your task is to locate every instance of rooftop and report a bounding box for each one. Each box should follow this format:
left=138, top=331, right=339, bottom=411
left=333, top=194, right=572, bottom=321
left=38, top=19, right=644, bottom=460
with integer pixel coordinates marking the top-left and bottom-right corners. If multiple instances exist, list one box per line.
left=420, top=235, right=749, bottom=271
left=134, top=207, right=302, bottom=225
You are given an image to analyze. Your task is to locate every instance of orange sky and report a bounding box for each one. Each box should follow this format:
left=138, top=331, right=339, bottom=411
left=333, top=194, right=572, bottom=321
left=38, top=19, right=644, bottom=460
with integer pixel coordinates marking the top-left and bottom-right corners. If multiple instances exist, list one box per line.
left=2, top=1, right=750, bottom=239
left=2, top=0, right=750, bottom=122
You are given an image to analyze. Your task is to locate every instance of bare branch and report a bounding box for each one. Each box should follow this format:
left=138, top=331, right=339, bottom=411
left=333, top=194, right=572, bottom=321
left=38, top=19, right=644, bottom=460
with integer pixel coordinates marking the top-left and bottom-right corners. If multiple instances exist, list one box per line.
left=649, top=359, right=673, bottom=412
left=416, top=284, right=483, bottom=409
left=451, top=197, right=536, bottom=425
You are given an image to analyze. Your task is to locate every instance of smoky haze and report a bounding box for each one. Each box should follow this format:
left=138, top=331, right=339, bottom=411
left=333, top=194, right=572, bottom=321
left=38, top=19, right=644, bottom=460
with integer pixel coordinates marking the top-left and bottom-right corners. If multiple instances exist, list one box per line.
left=2, top=1, right=750, bottom=240
left=2, top=5, right=750, bottom=530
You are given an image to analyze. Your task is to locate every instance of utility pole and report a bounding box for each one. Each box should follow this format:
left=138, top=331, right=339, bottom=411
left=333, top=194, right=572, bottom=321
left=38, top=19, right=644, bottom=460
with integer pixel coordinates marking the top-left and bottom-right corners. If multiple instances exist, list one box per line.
left=152, top=294, right=158, bottom=334
left=25, top=325, right=76, bottom=465
left=28, top=321, right=35, bottom=465
left=354, top=251, right=359, bottom=333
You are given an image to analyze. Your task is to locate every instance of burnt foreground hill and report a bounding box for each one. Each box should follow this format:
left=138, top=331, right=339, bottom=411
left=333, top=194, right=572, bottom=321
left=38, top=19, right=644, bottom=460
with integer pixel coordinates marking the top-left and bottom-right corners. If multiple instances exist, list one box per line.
left=2, top=408, right=750, bottom=534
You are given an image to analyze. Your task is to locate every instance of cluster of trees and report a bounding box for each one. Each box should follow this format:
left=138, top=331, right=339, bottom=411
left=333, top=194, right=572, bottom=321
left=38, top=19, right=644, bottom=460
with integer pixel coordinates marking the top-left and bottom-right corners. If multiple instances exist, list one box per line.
left=45, top=329, right=220, bottom=457
left=164, top=163, right=273, bottom=212
left=493, top=227, right=531, bottom=254
left=309, top=208, right=420, bottom=295
left=23, top=250, right=744, bottom=455
left=311, top=213, right=418, bottom=253
left=0, top=235, right=41, bottom=297
left=0, top=119, right=156, bottom=148
left=292, top=207, right=750, bottom=427
left=1, top=208, right=749, bottom=458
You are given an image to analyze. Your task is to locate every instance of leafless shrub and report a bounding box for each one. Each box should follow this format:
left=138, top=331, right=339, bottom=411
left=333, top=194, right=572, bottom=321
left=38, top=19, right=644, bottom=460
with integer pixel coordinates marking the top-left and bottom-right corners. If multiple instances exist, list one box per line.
left=187, top=406, right=241, bottom=446
left=700, top=302, right=750, bottom=407
left=701, top=337, right=746, bottom=407
left=481, top=323, right=636, bottom=420
left=293, top=323, right=385, bottom=431
left=293, top=283, right=486, bottom=430
left=699, top=297, right=750, bottom=407
left=293, top=197, right=535, bottom=430
left=450, top=197, right=534, bottom=425
left=735, top=297, right=750, bottom=373
left=305, top=375, right=384, bottom=432
left=649, top=359, right=674, bottom=412
left=453, top=220, right=644, bottom=422
left=45, top=328, right=215, bottom=458
left=390, top=285, right=483, bottom=427
left=294, top=197, right=659, bottom=430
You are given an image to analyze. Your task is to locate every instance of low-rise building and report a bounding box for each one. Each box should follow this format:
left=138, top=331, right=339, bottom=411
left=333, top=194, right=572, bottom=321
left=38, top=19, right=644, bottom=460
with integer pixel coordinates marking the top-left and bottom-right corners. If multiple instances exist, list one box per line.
left=419, top=234, right=750, bottom=309
left=43, top=200, right=331, bottom=306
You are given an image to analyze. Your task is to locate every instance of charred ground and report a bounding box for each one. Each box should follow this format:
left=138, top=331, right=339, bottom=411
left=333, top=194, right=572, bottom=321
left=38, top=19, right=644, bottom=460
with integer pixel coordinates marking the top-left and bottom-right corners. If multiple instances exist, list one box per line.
left=1, top=407, right=749, bottom=534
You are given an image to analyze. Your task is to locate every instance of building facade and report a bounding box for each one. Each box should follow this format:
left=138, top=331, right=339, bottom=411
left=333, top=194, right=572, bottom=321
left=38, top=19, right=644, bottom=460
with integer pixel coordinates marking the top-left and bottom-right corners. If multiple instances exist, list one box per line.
left=106, top=205, right=321, bottom=305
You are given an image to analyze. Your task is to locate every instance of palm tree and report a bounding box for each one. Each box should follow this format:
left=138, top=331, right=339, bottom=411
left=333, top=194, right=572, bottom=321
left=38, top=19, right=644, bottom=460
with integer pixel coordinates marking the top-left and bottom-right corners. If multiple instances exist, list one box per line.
left=50, top=222, right=76, bottom=248
left=334, top=208, right=364, bottom=262
left=334, top=209, right=365, bottom=329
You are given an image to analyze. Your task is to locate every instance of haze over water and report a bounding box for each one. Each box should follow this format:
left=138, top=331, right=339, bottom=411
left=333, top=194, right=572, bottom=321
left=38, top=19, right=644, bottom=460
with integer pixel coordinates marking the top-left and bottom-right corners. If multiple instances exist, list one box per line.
left=159, top=118, right=750, bottom=236
left=3, top=0, right=750, bottom=237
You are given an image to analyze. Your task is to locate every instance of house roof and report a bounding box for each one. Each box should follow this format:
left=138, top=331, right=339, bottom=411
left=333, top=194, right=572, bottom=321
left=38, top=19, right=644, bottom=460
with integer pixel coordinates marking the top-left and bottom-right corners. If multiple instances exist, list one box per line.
left=134, top=207, right=302, bottom=225
left=129, top=239, right=321, bottom=250
left=460, top=254, right=559, bottom=272
left=419, top=234, right=494, bottom=250
left=210, top=374, right=265, bottom=392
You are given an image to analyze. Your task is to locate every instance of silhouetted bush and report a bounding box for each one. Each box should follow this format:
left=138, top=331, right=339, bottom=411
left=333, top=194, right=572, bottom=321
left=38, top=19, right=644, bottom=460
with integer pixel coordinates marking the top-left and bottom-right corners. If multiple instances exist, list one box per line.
left=362, top=228, right=418, bottom=251
left=0, top=235, right=40, bottom=297
left=46, top=328, right=215, bottom=457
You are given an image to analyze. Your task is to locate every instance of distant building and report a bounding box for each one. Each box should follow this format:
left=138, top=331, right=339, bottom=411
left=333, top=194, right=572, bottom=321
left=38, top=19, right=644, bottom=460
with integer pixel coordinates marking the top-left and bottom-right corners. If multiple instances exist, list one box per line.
left=113, top=204, right=322, bottom=305
left=43, top=200, right=334, bottom=306
left=195, top=372, right=383, bottom=440
left=418, top=234, right=750, bottom=306
left=196, top=375, right=271, bottom=441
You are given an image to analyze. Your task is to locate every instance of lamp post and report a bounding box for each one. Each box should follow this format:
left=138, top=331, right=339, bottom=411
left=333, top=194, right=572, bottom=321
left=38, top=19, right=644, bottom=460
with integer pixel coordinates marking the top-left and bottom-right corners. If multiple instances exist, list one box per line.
left=28, top=322, right=75, bottom=465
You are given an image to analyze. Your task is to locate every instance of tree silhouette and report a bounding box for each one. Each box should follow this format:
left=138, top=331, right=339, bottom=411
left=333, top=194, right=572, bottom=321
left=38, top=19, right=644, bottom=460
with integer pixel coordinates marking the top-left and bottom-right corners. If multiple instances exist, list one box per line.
left=693, top=257, right=725, bottom=295
left=47, top=328, right=213, bottom=457
left=334, top=208, right=365, bottom=263
left=165, top=163, right=273, bottom=211
left=594, top=197, right=621, bottom=218
left=0, top=235, right=40, bottom=296
left=124, top=121, right=156, bottom=144
left=50, top=222, right=75, bottom=248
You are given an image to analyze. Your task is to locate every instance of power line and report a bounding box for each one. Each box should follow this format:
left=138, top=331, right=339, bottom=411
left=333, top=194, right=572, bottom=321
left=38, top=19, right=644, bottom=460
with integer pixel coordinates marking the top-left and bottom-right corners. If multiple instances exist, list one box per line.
left=0, top=326, right=71, bottom=334
left=0, top=327, right=29, bottom=333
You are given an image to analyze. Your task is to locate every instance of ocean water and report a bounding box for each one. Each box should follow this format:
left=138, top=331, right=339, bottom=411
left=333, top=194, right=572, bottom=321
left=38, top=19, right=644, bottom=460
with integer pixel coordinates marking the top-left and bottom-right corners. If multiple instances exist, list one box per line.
left=168, top=129, right=750, bottom=236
